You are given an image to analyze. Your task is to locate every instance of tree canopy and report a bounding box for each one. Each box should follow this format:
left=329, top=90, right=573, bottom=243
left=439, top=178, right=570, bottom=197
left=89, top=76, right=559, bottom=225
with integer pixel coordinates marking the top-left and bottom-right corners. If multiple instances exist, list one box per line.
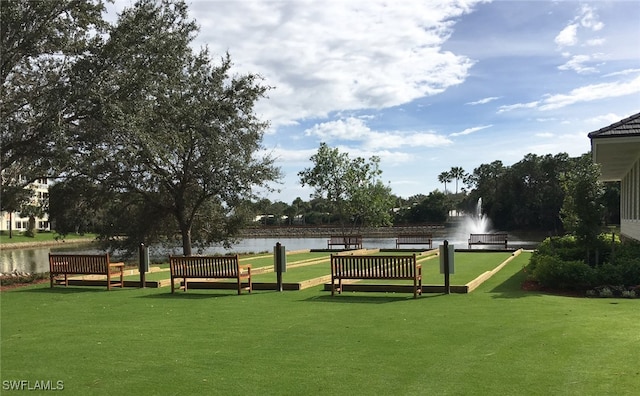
left=47, top=0, right=280, bottom=255
left=298, top=143, right=394, bottom=233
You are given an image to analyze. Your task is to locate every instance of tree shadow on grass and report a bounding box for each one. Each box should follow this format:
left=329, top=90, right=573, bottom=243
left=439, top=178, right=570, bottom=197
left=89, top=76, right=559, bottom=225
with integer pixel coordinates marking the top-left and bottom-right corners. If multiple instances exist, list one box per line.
left=489, top=268, right=542, bottom=299
left=138, top=291, right=246, bottom=299
left=303, top=292, right=442, bottom=304
left=12, top=286, right=115, bottom=294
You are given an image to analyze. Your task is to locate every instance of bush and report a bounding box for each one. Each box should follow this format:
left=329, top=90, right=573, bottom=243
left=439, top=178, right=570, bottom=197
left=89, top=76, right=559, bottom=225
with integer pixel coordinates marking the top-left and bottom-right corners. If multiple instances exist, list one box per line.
left=527, top=233, right=640, bottom=293
left=532, top=254, right=595, bottom=290
left=595, top=263, right=625, bottom=286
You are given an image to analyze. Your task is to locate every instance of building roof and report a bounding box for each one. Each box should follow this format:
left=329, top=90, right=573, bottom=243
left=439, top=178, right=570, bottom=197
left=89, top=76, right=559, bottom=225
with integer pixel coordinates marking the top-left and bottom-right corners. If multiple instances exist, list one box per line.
left=588, top=111, right=640, bottom=138
left=588, top=111, right=640, bottom=181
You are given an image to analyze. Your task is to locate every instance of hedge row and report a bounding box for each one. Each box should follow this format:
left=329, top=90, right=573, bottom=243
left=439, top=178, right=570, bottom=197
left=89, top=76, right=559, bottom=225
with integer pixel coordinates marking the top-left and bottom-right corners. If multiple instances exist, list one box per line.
left=527, top=235, right=640, bottom=291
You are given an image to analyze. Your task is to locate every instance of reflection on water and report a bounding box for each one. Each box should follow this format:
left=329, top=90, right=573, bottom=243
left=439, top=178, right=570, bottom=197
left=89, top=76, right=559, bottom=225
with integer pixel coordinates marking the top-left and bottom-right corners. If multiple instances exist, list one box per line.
left=1, top=235, right=539, bottom=274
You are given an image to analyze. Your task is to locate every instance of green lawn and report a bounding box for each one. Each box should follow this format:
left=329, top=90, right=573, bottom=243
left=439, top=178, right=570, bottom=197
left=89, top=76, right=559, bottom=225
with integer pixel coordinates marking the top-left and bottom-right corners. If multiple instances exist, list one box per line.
left=0, top=231, right=96, bottom=244
left=1, top=251, right=638, bottom=395
left=128, top=252, right=513, bottom=285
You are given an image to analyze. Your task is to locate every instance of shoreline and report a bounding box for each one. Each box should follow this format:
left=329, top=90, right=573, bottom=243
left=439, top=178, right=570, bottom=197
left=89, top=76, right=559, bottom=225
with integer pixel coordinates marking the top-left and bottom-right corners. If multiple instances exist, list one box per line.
left=0, top=238, right=96, bottom=250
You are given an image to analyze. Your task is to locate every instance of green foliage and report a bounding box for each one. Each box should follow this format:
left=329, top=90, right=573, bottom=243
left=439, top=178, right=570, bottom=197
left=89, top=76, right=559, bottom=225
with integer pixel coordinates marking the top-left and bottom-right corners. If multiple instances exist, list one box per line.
left=63, top=0, right=280, bottom=256
left=529, top=234, right=640, bottom=291
left=404, top=191, right=451, bottom=223
left=561, top=154, right=605, bottom=248
left=465, top=153, right=601, bottom=233
left=299, top=143, right=393, bottom=231
left=0, top=272, right=48, bottom=286
left=532, top=255, right=595, bottom=290
left=1, top=0, right=107, bottom=179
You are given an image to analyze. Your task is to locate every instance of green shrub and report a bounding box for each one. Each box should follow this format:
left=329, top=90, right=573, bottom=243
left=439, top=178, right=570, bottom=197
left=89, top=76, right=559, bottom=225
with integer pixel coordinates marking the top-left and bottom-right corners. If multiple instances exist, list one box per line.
left=616, top=259, right=640, bottom=286
left=532, top=254, right=595, bottom=290
left=0, top=273, right=48, bottom=286
left=595, top=263, right=625, bottom=286
left=529, top=235, right=639, bottom=292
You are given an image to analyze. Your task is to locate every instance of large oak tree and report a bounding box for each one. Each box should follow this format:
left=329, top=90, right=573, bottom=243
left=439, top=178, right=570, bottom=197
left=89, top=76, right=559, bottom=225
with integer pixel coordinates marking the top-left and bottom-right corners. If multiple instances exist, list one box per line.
left=60, top=0, right=280, bottom=255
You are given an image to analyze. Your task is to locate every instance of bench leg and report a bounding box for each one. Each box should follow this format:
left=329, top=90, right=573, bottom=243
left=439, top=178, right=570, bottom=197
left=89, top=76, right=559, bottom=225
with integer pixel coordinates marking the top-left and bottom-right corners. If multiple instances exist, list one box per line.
left=107, top=271, right=111, bottom=291
left=64, top=274, right=68, bottom=287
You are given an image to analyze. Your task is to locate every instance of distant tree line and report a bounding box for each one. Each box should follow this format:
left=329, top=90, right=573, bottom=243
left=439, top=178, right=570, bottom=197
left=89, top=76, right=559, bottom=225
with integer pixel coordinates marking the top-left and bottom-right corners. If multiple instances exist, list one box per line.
left=2, top=0, right=620, bottom=258
left=246, top=152, right=620, bottom=237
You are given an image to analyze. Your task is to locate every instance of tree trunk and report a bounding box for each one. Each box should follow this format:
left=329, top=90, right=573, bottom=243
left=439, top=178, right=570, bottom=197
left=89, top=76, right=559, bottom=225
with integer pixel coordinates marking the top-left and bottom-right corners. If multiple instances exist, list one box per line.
left=181, top=226, right=192, bottom=256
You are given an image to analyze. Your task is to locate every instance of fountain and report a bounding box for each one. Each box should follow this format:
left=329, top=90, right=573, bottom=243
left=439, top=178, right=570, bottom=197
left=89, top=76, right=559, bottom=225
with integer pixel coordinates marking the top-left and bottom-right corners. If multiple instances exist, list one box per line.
left=449, top=198, right=492, bottom=246
left=463, top=197, right=492, bottom=234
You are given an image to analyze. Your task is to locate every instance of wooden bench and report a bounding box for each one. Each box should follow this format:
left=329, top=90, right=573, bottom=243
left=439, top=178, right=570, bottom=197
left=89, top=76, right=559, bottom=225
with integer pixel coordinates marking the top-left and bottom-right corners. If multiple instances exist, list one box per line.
left=327, top=235, right=363, bottom=249
left=169, top=255, right=252, bottom=294
left=468, top=233, right=508, bottom=249
left=330, top=254, right=422, bottom=298
left=49, top=253, right=125, bottom=290
left=395, top=233, right=433, bottom=249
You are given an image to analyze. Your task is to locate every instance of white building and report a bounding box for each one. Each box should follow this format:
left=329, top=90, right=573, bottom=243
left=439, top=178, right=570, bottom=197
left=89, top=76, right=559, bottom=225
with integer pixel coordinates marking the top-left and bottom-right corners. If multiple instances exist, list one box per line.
left=588, top=112, right=640, bottom=242
left=0, top=177, right=51, bottom=232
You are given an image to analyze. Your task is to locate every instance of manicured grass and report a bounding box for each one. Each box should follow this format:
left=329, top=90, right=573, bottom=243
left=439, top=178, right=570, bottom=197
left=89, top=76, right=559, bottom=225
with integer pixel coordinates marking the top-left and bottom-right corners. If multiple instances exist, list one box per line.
left=0, top=231, right=96, bottom=244
left=2, top=251, right=638, bottom=395
left=127, top=252, right=513, bottom=284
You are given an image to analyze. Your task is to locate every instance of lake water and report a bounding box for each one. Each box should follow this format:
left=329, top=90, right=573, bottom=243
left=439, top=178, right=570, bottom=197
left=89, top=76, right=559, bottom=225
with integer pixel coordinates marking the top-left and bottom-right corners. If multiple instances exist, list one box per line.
left=1, top=235, right=538, bottom=274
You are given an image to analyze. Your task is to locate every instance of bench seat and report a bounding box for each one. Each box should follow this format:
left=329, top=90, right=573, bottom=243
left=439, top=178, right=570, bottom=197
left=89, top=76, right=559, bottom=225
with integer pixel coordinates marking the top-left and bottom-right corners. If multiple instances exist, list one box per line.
left=330, top=254, right=422, bottom=298
left=395, top=233, right=433, bottom=249
left=327, top=235, right=363, bottom=250
left=49, top=253, right=125, bottom=290
left=169, top=255, right=251, bottom=294
left=468, top=233, right=508, bottom=249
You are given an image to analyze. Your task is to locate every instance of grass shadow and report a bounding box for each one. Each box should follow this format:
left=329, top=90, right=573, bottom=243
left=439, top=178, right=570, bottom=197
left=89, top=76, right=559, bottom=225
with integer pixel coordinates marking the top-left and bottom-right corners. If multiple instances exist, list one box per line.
left=12, top=286, right=116, bottom=294
left=138, top=291, right=246, bottom=299
left=303, top=292, right=441, bottom=304
left=489, top=267, right=540, bottom=299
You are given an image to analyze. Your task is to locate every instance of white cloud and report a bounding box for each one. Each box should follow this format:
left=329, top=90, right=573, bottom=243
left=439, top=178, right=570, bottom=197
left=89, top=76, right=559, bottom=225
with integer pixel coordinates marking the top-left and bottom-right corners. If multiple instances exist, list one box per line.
left=539, top=75, right=640, bottom=110
left=466, top=97, right=500, bottom=105
left=497, top=76, right=640, bottom=113
left=557, top=54, right=600, bottom=74
left=555, top=24, right=578, bottom=47
left=579, top=4, right=604, bottom=31
left=525, top=132, right=591, bottom=157
left=585, top=38, right=605, bottom=47
left=603, top=69, right=640, bottom=77
left=586, top=113, right=625, bottom=125
left=449, top=125, right=492, bottom=137
left=497, top=101, right=539, bottom=113
left=554, top=5, right=604, bottom=50
left=535, top=132, right=554, bottom=138
left=304, top=117, right=452, bottom=150
left=183, top=1, right=483, bottom=128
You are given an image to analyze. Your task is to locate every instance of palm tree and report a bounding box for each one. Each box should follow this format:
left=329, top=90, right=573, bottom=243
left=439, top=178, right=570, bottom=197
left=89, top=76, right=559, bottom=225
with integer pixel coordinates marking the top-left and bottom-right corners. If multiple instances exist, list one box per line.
left=449, top=166, right=466, bottom=194
left=438, top=171, right=452, bottom=194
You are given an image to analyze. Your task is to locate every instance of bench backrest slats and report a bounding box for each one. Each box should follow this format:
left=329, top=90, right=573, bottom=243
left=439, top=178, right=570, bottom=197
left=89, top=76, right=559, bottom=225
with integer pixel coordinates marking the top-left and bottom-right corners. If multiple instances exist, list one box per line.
left=469, top=233, right=508, bottom=244
left=329, top=235, right=362, bottom=244
left=49, top=254, right=110, bottom=274
left=170, top=255, right=240, bottom=278
left=396, top=234, right=432, bottom=243
left=332, top=255, right=417, bottom=278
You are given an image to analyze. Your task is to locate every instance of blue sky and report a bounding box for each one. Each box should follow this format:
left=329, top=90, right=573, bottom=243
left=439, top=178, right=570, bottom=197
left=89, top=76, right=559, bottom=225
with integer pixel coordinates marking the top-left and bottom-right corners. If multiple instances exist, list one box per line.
left=108, top=0, right=640, bottom=202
